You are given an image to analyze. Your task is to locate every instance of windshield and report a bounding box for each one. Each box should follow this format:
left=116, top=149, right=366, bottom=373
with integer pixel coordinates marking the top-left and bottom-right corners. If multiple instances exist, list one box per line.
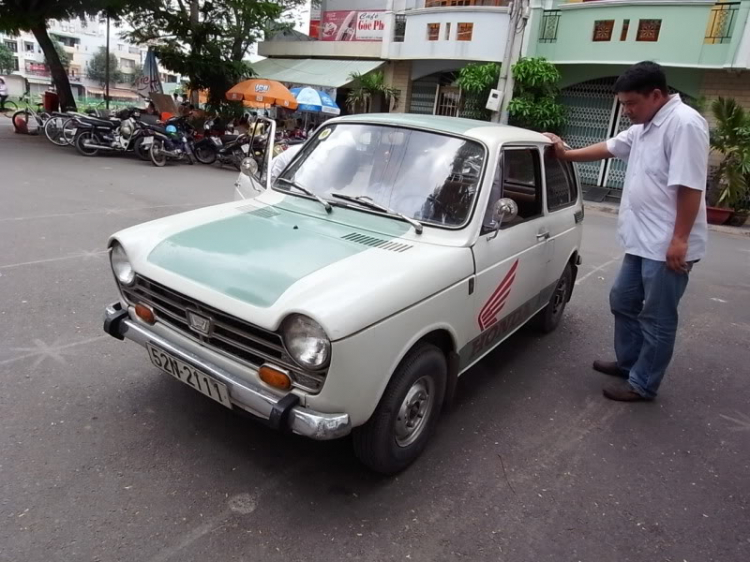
left=275, top=123, right=486, bottom=228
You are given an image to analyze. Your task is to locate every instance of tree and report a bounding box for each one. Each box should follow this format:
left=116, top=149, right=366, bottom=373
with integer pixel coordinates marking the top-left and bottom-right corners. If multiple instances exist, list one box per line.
left=347, top=71, right=397, bottom=114
left=507, top=57, right=566, bottom=133
left=123, top=1, right=306, bottom=108
left=86, top=46, right=124, bottom=87
left=708, top=97, right=750, bottom=209
left=45, top=38, right=71, bottom=70
left=0, top=42, right=14, bottom=75
left=455, top=62, right=500, bottom=121
left=0, top=1, right=138, bottom=111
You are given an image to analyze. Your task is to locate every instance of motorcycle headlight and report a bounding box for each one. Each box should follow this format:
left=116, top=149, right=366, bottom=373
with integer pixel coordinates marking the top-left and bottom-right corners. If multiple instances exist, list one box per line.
left=282, top=315, right=331, bottom=370
left=121, top=121, right=133, bottom=136
left=110, top=242, right=135, bottom=286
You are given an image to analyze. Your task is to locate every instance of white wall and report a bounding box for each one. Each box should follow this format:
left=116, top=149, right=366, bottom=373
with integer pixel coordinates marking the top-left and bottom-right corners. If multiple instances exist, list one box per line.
left=388, top=8, right=509, bottom=62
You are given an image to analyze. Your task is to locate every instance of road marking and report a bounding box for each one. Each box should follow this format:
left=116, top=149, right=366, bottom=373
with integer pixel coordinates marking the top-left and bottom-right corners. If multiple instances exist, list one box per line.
left=710, top=297, right=728, bottom=303
left=0, top=250, right=107, bottom=270
left=575, top=254, right=624, bottom=286
left=1, top=335, right=109, bottom=366
left=720, top=412, right=750, bottom=432
left=0, top=202, right=209, bottom=223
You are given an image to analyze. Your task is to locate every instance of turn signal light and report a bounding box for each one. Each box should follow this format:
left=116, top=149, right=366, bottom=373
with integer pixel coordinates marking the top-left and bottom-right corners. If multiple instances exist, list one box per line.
left=135, top=303, right=155, bottom=324
left=259, top=365, right=292, bottom=390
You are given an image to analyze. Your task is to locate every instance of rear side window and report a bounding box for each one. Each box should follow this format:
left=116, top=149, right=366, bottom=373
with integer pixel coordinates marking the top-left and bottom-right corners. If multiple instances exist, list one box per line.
left=544, top=149, right=577, bottom=211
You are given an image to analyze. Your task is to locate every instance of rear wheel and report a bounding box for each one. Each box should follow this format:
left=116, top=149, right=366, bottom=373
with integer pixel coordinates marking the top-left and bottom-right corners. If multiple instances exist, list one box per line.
left=62, top=119, right=78, bottom=145
left=194, top=143, right=217, bottom=165
left=532, top=263, right=573, bottom=333
left=75, top=131, right=101, bottom=157
left=0, top=100, right=18, bottom=114
left=150, top=138, right=167, bottom=167
left=352, top=343, right=446, bottom=475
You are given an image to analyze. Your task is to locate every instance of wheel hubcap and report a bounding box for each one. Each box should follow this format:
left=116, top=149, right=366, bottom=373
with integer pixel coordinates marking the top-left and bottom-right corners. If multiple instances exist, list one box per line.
left=394, top=376, right=435, bottom=448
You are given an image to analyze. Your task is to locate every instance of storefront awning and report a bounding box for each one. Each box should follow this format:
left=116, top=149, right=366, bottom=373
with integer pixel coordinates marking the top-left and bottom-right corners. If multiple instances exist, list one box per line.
left=86, top=87, right=140, bottom=100
left=249, top=58, right=384, bottom=89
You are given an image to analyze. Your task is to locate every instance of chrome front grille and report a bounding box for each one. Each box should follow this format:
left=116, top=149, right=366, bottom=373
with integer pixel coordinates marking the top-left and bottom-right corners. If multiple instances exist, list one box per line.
left=121, top=275, right=325, bottom=393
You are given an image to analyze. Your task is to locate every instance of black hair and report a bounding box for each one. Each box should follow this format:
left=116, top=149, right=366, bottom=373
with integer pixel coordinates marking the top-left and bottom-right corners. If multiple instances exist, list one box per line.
left=613, top=61, right=668, bottom=95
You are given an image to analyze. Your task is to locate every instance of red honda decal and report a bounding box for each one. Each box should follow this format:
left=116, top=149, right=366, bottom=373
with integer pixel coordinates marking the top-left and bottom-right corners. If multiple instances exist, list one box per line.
left=478, top=259, right=519, bottom=331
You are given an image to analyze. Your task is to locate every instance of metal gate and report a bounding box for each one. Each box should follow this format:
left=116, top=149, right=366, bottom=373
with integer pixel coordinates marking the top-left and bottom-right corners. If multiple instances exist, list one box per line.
left=560, top=78, right=689, bottom=196
left=434, top=86, right=461, bottom=117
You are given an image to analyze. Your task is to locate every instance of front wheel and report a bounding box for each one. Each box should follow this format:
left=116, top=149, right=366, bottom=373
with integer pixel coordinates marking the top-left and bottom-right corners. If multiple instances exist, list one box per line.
left=11, top=110, right=33, bottom=134
left=352, top=343, right=446, bottom=475
left=133, top=136, right=151, bottom=161
left=75, top=131, right=101, bottom=157
left=44, top=116, right=69, bottom=146
left=532, top=262, right=573, bottom=333
left=150, top=138, right=167, bottom=167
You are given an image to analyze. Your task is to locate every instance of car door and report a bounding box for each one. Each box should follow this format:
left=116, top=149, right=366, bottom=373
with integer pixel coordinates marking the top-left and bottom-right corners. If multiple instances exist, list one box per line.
left=541, top=146, right=582, bottom=290
left=465, top=145, right=551, bottom=367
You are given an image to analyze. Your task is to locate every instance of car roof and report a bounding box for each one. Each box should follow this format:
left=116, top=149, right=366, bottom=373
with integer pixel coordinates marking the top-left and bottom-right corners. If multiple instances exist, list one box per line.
left=330, top=113, right=551, bottom=146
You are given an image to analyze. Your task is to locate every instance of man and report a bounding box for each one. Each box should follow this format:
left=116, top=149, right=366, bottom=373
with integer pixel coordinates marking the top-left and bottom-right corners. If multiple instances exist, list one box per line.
left=545, top=61, right=709, bottom=402
left=270, top=143, right=303, bottom=182
left=0, top=77, right=8, bottom=111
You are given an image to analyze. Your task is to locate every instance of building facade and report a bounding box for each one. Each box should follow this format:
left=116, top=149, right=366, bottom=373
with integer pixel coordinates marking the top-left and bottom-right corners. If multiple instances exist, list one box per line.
left=1, top=16, right=181, bottom=102
left=525, top=0, right=750, bottom=195
left=257, top=0, right=512, bottom=115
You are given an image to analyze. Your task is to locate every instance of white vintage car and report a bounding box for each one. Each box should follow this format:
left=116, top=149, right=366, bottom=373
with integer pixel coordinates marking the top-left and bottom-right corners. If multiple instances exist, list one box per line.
left=103, top=114, right=584, bottom=474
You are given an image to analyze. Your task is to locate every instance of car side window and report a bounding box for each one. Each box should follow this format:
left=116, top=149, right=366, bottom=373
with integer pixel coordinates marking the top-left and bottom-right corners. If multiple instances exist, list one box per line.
left=499, top=147, right=543, bottom=228
left=544, top=147, right=577, bottom=211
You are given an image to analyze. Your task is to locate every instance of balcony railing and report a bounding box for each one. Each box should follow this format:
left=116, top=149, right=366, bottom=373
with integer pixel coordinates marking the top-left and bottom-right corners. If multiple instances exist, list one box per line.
left=705, top=2, right=739, bottom=44
left=539, top=10, right=561, bottom=43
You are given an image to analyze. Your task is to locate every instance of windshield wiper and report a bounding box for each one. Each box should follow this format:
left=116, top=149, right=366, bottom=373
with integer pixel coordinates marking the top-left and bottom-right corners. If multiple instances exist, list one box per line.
left=330, top=194, right=423, bottom=234
left=276, top=177, right=332, bottom=213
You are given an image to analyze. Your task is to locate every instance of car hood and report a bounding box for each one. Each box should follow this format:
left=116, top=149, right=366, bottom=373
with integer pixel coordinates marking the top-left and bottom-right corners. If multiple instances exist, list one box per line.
left=113, top=197, right=474, bottom=340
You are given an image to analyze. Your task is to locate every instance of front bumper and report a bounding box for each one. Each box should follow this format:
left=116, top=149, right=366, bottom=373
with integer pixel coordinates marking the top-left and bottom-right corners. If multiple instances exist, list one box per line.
left=103, top=302, right=351, bottom=440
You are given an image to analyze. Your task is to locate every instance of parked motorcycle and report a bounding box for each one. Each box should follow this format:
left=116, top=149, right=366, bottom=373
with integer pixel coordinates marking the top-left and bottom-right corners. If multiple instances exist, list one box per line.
left=147, top=117, right=197, bottom=167
left=193, top=130, right=251, bottom=169
left=73, top=108, right=151, bottom=159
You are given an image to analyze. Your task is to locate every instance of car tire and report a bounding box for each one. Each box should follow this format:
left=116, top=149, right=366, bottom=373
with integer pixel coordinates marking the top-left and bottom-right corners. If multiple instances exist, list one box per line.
left=533, top=262, right=573, bottom=334
left=352, top=343, right=446, bottom=475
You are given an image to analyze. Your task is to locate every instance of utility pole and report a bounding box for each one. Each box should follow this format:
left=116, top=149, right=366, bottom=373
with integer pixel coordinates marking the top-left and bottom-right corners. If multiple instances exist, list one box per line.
left=105, top=12, right=110, bottom=111
left=491, top=0, right=529, bottom=124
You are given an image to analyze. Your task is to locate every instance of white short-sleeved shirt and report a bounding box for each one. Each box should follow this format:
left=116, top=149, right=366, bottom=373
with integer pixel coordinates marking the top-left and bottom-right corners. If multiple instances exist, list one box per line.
left=270, top=143, right=303, bottom=181
left=606, top=95, right=709, bottom=262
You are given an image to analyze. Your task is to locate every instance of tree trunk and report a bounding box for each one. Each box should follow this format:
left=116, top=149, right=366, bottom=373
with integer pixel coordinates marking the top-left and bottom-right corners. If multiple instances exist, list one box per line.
left=31, top=24, right=76, bottom=111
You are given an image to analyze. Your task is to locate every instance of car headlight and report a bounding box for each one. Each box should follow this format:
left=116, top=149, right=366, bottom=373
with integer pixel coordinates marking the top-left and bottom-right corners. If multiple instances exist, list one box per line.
left=110, top=242, right=135, bottom=285
left=282, top=314, right=331, bottom=370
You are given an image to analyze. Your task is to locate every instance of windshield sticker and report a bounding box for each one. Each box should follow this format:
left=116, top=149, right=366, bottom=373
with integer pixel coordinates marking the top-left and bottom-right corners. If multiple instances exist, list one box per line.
left=319, top=128, right=332, bottom=140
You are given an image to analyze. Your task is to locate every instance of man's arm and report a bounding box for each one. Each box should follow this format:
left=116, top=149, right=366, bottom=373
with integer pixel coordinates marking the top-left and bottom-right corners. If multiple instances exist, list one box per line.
left=543, top=134, right=613, bottom=162
left=666, top=187, right=702, bottom=272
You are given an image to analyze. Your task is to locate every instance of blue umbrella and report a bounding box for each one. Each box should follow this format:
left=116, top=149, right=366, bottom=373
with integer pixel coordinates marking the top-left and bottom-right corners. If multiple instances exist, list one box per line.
left=290, top=87, right=341, bottom=115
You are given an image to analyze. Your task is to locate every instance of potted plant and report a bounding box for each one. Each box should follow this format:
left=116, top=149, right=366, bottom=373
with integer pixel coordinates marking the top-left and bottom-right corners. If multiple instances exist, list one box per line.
left=708, top=97, right=750, bottom=225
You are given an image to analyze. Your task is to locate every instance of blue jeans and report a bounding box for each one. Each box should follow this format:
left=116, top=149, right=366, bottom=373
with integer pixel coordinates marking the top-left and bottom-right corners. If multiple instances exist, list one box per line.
left=609, top=254, right=692, bottom=399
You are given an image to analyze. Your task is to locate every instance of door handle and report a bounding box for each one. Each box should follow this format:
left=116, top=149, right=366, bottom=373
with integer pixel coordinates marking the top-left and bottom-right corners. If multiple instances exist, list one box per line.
left=536, top=231, right=550, bottom=242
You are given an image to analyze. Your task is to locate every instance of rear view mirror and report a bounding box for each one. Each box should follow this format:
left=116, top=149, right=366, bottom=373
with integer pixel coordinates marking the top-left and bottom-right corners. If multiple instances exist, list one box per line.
left=487, top=198, right=518, bottom=240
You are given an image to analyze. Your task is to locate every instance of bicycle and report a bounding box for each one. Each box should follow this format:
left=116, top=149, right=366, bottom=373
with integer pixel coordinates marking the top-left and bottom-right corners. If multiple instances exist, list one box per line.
left=44, top=110, right=91, bottom=146
left=10, top=93, right=51, bottom=135
left=0, top=99, right=18, bottom=114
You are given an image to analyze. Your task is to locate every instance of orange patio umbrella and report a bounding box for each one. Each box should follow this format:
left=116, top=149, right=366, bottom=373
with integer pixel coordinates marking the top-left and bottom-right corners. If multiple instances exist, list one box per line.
left=226, top=79, right=298, bottom=110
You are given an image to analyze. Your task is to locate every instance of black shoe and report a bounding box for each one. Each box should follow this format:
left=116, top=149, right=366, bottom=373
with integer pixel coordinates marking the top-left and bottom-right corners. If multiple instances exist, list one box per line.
left=602, top=382, right=652, bottom=402
left=593, top=360, right=628, bottom=379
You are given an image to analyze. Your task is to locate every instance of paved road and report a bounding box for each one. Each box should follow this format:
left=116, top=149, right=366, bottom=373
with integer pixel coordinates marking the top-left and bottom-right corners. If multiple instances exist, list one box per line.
left=1, top=121, right=749, bottom=562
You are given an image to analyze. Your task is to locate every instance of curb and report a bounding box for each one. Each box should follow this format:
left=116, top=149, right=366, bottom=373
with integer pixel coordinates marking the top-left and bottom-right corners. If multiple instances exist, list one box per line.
left=583, top=203, right=750, bottom=239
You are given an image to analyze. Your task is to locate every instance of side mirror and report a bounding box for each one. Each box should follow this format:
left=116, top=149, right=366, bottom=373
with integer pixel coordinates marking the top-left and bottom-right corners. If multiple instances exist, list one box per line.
left=240, top=157, right=259, bottom=177
left=487, top=198, right=518, bottom=240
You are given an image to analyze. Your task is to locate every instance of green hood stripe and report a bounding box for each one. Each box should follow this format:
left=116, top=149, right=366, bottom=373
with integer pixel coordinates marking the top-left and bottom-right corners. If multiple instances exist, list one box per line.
left=147, top=201, right=408, bottom=308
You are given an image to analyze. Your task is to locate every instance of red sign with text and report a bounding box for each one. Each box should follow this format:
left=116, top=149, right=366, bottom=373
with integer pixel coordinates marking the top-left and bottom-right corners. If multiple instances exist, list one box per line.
left=320, top=10, right=385, bottom=42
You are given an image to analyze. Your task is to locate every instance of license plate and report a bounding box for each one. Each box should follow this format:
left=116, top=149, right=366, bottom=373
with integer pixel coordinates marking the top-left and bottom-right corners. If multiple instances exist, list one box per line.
left=211, top=137, right=222, bottom=146
left=241, top=144, right=249, bottom=154
left=142, top=136, right=153, bottom=146
left=146, top=343, right=232, bottom=409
